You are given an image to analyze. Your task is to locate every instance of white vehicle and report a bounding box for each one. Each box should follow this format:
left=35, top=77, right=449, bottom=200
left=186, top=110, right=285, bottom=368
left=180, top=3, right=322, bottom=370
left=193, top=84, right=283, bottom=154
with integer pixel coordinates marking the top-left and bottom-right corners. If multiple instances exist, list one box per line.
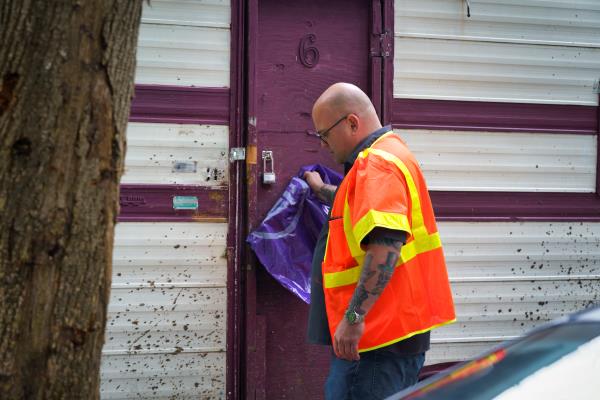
left=389, top=306, right=600, bottom=400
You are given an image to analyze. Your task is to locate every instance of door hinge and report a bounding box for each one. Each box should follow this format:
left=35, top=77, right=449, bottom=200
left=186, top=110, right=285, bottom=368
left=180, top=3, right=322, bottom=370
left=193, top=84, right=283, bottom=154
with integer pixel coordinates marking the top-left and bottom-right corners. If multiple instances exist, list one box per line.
left=229, top=147, right=246, bottom=162
left=370, top=31, right=392, bottom=58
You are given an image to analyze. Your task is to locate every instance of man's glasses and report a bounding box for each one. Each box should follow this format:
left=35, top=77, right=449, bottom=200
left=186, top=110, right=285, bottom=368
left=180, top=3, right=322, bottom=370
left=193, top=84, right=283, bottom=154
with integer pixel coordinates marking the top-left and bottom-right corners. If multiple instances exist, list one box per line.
left=306, top=114, right=348, bottom=143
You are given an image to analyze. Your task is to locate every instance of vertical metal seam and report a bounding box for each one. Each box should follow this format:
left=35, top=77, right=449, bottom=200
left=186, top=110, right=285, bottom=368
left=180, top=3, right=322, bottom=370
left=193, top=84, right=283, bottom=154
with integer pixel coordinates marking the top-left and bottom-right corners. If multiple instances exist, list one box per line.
left=226, top=0, right=246, bottom=398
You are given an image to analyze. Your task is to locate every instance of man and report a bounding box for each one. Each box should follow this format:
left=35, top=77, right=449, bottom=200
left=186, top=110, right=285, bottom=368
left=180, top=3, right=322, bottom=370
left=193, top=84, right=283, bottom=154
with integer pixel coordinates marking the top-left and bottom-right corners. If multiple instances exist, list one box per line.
left=303, top=83, right=455, bottom=399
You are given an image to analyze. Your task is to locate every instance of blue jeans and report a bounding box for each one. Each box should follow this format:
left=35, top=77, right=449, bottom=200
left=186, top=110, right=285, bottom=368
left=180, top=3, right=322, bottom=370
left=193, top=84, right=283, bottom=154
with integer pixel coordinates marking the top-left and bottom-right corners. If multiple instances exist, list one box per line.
left=325, top=350, right=425, bottom=400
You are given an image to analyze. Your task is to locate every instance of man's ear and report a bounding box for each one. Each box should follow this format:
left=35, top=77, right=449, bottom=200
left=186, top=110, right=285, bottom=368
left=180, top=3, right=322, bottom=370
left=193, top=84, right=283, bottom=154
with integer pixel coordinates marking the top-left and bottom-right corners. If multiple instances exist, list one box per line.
left=348, top=113, right=360, bottom=133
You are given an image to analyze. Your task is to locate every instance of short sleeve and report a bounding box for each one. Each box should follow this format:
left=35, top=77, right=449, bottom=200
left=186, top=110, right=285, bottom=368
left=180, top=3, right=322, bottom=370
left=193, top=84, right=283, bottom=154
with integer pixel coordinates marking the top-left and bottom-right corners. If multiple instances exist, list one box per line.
left=347, top=153, right=412, bottom=245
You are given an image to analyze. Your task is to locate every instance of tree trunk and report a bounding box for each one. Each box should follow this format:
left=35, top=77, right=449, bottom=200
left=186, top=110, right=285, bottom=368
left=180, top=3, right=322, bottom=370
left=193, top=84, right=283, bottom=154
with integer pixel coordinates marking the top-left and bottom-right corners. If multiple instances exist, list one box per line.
left=0, top=1, right=142, bottom=398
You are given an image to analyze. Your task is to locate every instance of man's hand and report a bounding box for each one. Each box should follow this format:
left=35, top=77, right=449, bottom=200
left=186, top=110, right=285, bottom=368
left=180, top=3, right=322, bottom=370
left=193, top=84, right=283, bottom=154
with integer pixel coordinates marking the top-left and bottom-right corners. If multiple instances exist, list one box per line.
left=303, top=170, right=325, bottom=193
left=333, top=318, right=364, bottom=361
left=303, top=171, right=337, bottom=205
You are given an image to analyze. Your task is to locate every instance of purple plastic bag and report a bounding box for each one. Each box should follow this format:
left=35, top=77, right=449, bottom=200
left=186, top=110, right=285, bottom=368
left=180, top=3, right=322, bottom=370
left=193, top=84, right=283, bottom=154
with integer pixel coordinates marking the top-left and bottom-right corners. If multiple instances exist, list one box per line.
left=247, top=164, right=343, bottom=303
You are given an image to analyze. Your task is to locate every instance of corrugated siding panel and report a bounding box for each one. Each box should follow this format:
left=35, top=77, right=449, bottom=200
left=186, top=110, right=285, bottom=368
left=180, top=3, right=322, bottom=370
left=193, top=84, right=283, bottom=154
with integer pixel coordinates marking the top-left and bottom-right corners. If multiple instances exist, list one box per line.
left=397, top=129, right=597, bottom=192
left=104, top=287, right=225, bottom=352
left=101, top=222, right=227, bottom=399
left=396, top=0, right=600, bottom=47
left=122, top=123, right=228, bottom=186
left=394, top=0, right=600, bottom=105
left=106, top=2, right=231, bottom=398
left=101, top=353, right=224, bottom=399
left=141, top=0, right=230, bottom=29
left=136, top=24, right=230, bottom=87
left=428, top=221, right=600, bottom=364
left=393, top=37, right=600, bottom=105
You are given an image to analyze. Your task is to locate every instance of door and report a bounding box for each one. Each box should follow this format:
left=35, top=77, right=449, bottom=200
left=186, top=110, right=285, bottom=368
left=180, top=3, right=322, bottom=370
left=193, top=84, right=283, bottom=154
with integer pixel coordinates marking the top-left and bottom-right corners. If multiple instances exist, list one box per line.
left=246, top=1, right=388, bottom=398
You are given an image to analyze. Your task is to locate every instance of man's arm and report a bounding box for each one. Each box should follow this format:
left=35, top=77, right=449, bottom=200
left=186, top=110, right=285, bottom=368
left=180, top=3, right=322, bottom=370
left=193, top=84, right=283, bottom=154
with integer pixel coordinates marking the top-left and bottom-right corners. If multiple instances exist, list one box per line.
left=333, top=228, right=406, bottom=361
left=316, top=183, right=336, bottom=205
left=303, top=171, right=336, bottom=205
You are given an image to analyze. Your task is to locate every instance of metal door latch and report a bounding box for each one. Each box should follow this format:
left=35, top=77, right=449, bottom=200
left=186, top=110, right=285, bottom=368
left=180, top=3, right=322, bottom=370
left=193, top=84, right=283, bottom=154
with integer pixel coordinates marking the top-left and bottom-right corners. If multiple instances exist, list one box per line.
left=262, top=150, right=276, bottom=184
left=229, top=147, right=246, bottom=162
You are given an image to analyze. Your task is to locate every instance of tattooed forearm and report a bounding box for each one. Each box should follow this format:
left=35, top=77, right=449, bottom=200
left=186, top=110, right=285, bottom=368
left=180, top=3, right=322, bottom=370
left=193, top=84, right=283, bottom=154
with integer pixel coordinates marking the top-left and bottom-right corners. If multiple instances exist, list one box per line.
left=318, top=184, right=337, bottom=205
left=346, top=247, right=401, bottom=317
left=347, top=254, right=373, bottom=315
left=349, top=284, right=369, bottom=315
left=372, top=252, right=399, bottom=296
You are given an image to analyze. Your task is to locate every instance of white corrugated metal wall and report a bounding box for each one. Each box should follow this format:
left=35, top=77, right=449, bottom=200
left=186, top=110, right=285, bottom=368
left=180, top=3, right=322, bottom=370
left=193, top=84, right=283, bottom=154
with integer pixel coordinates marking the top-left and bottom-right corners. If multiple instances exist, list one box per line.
left=395, top=0, right=600, bottom=364
left=136, top=0, right=230, bottom=87
left=402, top=130, right=596, bottom=192
left=122, top=123, right=229, bottom=186
left=429, top=221, right=600, bottom=363
left=100, top=1, right=230, bottom=399
left=394, top=0, right=600, bottom=104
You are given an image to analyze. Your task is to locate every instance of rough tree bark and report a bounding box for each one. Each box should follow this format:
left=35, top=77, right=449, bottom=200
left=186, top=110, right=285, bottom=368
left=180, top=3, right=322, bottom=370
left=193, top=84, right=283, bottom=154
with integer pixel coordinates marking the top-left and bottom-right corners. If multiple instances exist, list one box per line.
left=0, top=1, right=142, bottom=398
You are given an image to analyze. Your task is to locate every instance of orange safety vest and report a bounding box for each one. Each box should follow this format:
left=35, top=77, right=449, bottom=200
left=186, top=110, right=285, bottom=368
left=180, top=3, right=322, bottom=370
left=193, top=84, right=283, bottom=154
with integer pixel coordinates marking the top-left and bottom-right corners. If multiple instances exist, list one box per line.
left=323, top=131, right=456, bottom=352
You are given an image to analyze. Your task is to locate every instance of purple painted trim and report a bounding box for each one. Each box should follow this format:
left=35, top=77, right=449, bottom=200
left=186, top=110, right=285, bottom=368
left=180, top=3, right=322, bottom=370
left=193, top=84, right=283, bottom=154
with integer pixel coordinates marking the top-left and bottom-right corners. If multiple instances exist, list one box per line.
left=392, top=98, right=598, bottom=134
left=117, top=185, right=227, bottom=222
left=245, top=1, right=262, bottom=398
left=130, top=84, right=230, bottom=125
left=596, top=133, right=600, bottom=194
left=382, top=0, right=394, bottom=125
left=432, top=192, right=600, bottom=222
left=596, top=94, right=599, bottom=193
left=370, top=0, right=383, bottom=119
left=226, top=0, right=246, bottom=398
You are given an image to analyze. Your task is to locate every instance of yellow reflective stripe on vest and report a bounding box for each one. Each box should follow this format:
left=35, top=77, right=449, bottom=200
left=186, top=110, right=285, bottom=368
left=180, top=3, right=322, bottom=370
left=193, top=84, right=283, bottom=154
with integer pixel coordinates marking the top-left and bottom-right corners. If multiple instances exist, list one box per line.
left=323, top=231, right=442, bottom=289
left=353, top=209, right=411, bottom=246
left=363, top=147, right=426, bottom=238
left=343, top=195, right=364, bottom=259
left=323, top=144, right=442, bottom=289
left=400, top=231, right=441, bottom=263
left=324, top=264, right=362, bottom=289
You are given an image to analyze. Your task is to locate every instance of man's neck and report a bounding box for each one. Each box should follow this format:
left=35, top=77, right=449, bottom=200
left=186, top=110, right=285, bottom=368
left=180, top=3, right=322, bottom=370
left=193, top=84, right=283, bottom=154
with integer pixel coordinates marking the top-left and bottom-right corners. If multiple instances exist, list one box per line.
left=343, top=125, right=391, bottom=174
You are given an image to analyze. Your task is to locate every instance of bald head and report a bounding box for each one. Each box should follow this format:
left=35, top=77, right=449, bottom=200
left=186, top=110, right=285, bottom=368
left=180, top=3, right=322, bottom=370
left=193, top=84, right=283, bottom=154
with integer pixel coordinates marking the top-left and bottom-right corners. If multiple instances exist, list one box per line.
left=313, top=83, right=378, bottom=125
left=311, top=83, right=382, bottom=163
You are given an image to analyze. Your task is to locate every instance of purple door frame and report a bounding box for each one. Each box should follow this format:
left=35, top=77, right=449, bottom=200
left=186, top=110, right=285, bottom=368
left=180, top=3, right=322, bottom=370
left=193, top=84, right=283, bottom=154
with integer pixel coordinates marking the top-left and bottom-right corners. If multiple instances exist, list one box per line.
left=242, top=1, right=393, bottom=399
left=244, top=3, right=262, bottom=399
left=226, top=0, right=246, bottom=399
